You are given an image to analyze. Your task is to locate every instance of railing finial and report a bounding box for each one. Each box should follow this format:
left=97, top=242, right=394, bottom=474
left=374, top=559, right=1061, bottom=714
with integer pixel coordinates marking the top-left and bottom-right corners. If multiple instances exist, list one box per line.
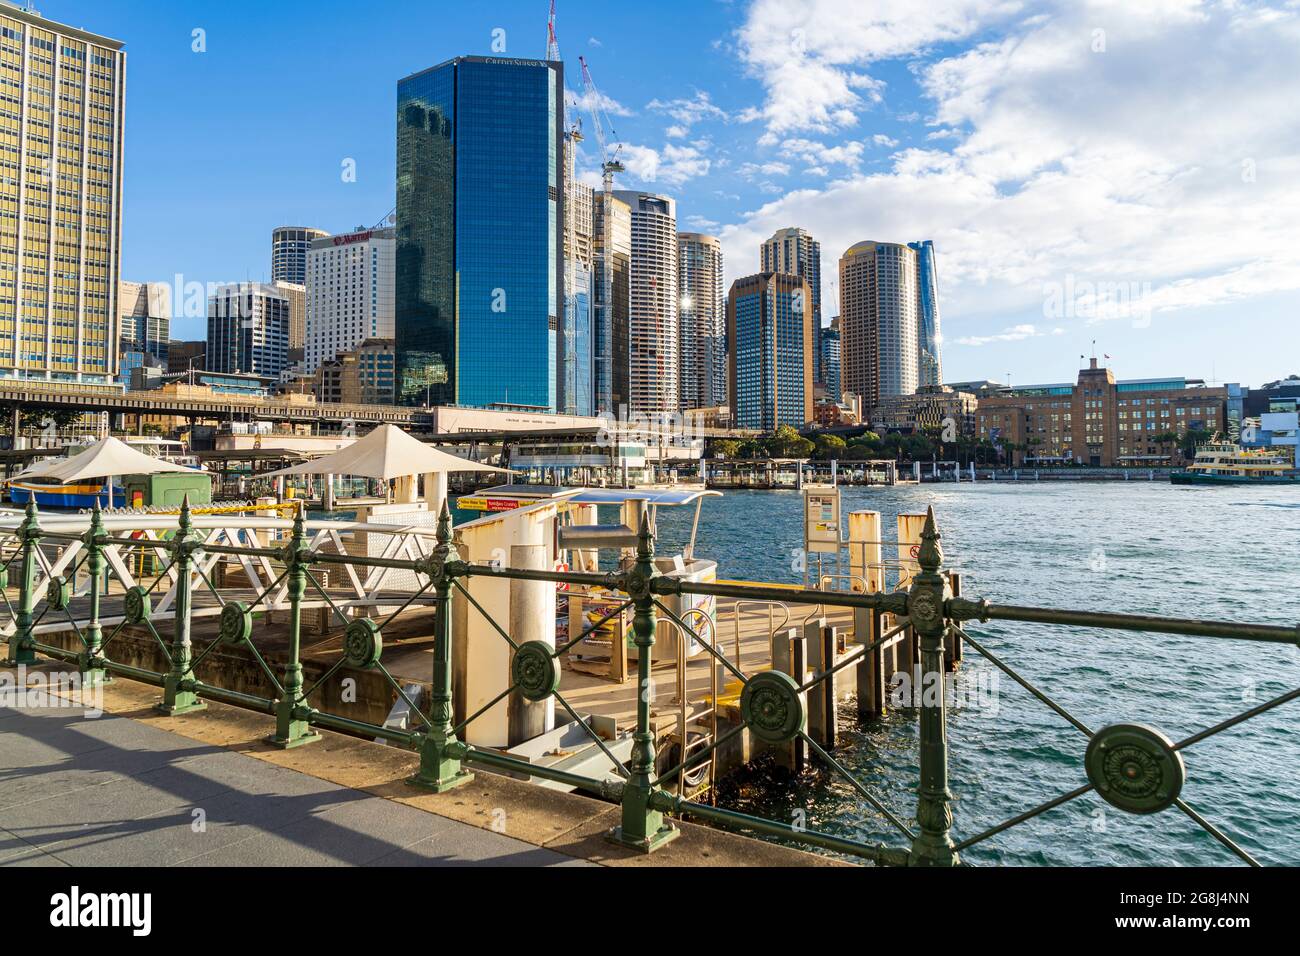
left=437, top=498, right=453, bottom=546
left=636, top=508, right=654, bottom=562
left=918, top=505, right=943, bottom=574
left=178, top=493, right=192, bottom=536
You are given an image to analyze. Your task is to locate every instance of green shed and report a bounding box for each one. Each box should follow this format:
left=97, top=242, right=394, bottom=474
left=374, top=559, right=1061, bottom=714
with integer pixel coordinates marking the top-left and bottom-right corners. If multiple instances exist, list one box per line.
left=122, top=471, right=213, bottom=509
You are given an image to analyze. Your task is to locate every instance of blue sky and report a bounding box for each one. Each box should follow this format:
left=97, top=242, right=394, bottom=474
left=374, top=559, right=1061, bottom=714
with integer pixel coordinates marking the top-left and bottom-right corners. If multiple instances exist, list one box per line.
left=49, top=0, right=1300, bottom=389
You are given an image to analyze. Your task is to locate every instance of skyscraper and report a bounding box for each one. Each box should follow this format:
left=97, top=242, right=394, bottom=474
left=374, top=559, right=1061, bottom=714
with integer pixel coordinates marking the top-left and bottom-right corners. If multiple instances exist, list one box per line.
left=118, top=281, right=170, bottom=386
left=206, top=282, right=290, bottom=379
left=727, top=272, right=814, bottom=431
left=839, top=241, right=919, bottom=410
left=271, top=226, right=329, bottom=285
left=909, top=240, right=943, bottom=388
left=613, top=190, right=678, bottom=414
left=820, top=317, right=841, bottom=401
left=761, top=227, right=822, bottom=381
left=560, top=136, right=594, bottom=416
left=677, top=233, right=725, bottom=410
left=273, top=280, right=306, bottom=353
left=305, top=227, right=395, bottom=374
left=396, top=56, right=564, bottom=410
left=592, top=194, right=630, bottom=415
left=0, top=3, right=125, bottom=385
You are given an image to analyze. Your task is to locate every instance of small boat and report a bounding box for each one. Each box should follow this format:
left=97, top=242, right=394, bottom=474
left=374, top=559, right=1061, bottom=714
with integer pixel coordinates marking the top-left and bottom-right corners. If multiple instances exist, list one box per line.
left=1170, top=439, right=1300, bottom=485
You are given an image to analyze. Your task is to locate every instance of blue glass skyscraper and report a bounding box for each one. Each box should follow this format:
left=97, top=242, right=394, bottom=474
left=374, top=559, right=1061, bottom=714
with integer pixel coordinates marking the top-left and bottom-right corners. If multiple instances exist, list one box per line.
left=908, top=240, right=943, bottom=388
left=396, top=56, right=565, bottom=409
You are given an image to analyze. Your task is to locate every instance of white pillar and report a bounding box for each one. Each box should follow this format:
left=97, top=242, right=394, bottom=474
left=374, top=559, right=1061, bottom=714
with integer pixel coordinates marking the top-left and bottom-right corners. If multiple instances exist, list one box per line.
left=423, top=471, right=448, bottom=514
left=507, top=543, right=556, bottom=746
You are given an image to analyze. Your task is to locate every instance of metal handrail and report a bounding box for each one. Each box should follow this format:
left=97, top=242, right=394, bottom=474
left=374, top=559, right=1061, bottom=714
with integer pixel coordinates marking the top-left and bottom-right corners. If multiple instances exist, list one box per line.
left=3, top=498, right=1296, bottom=867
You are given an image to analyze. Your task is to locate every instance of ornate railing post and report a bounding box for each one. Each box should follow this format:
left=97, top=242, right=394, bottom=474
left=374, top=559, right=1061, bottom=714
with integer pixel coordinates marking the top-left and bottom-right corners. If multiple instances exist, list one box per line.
left=609, top=512, right=679, bottom=852
left=269, top=502, right=319, bottom=747
left=157, top=496, right=204, bottom=715
left=79, top=501, right=109, bottom=687
left=907, top=507, right=959, bottom=866
left=4, top=500, right=40, bottom=666
left=409, top=502, right=473, bottom=791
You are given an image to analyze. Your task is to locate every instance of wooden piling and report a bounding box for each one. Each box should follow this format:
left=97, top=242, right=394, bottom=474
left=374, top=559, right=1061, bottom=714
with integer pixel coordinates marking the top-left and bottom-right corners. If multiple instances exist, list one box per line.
left=946, top=571, right=963, bottom=672
left=856, top=607, right=888, bottom=719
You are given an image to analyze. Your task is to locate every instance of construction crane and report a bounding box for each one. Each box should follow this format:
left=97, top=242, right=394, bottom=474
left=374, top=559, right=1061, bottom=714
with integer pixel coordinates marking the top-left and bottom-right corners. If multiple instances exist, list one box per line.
left=578, top=55, right=624, bottom=192
left=577, top=54, right=625, bottom=413
left=546, top=0, right=561, bottom=62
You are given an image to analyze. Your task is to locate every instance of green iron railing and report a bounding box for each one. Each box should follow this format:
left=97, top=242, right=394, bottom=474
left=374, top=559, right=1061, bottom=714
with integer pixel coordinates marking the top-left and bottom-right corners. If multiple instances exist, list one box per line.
left=2, top=495, right=1297, bottom=866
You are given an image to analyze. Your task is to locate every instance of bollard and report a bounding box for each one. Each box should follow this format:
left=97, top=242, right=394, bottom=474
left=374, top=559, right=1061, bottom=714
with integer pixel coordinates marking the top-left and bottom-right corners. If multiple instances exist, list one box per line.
left=268, top=503, right=318, bottom=747
left=907, top=507, right=959, bottom=867
left=409, top=501, right=473, bottom=791
left=4, top=500, right=40, bottom=666
left=157, top=496, right=205, bottom=715
left=609, top=512, right=679, bottom=852
left=79, top=501, right=110, bottom=687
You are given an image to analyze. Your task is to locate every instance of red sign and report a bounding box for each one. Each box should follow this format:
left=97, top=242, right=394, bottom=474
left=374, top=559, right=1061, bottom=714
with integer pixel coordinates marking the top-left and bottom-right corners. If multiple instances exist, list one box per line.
left=333, top=231, right=373, bottom=246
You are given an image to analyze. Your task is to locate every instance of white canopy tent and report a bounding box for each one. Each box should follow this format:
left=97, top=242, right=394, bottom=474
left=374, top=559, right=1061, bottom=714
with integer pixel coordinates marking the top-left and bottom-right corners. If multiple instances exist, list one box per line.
left=260, top=424, right=510, bottom=511
left=12, top=437, right=195, bottom=483
left=261, top=425, right=509, bottom=481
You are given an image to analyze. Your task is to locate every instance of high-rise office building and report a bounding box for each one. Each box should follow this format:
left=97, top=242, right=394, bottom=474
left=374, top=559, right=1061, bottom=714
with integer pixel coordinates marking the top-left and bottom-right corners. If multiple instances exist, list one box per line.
left=820, top=317, right=841, bottom=401
left=613, top=190, right=678, bottom=414
left=677, top=232, right=724, bottom=410
left=271, top=226, right=329, bottom=285
left=761, top=227, right=822, bottom=382
left=560, top=139, right=594, bottom=416
left=909, top=239, right=943, bottom=388
left=206, top=282, right=290, bottom=379
left=727, top=272, right=814, bottom=431
left=304, top=227, right=395, bottom=374
left=118, top=281, right=170, bottom=386
left=592, top=193, right=630, bottom=415
left=273, top=280, right=305, bottom=353
left=839, top=241, right=919, bottom=410
left=396, top=56, right=564, bottom=410
left=0, top=3, right=125, bottom=385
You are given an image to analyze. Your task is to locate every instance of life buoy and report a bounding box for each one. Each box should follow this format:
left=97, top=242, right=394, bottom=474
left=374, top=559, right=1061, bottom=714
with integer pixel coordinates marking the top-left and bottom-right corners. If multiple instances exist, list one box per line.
left=555, top=561, right=570, bottom=592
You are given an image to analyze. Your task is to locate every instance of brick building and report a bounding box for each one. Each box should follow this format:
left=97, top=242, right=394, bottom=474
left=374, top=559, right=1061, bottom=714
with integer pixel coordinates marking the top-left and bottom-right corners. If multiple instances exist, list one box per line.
left=976, top=359, right=1226, bottom=466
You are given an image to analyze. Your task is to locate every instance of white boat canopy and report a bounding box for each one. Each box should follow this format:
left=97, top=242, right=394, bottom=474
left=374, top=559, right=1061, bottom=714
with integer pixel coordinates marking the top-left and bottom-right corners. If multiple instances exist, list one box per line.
left=11, top=437, right=195, bottom=483
left=260, top=424, right=512, bottom=481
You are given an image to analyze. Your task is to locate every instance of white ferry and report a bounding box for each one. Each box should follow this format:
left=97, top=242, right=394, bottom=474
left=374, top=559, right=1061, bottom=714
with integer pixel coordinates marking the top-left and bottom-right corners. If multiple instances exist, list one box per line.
left=1170, top=439, right=1299, bottom=486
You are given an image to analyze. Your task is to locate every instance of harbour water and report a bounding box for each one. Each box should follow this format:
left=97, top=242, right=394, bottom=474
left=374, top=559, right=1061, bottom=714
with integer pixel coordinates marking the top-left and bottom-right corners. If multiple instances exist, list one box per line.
left=654, top=482, right=1300, bottom=866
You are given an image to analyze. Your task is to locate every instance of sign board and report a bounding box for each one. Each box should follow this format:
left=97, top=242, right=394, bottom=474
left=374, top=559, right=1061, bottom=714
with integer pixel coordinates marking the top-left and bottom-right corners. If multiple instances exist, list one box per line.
left=804, top=489, right=842, bottom=555
left=456, top=497, right=525, bottom=513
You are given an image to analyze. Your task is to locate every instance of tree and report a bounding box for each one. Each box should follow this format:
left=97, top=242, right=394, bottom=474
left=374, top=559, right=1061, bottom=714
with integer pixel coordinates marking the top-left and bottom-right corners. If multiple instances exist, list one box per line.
left=812, top=434, right=847, bottom=460
left=766, top=424, right=813, bottom=458
left=710, top=438, right=740, bottom=459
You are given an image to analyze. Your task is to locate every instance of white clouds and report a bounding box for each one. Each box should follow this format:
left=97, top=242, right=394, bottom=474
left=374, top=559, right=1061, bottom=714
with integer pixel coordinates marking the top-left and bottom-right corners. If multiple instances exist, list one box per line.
left=736, top=0, right=1021, bottom=137
left=718, top=0, right=1300, bottom=345
left=955, top=323, right=1044, bottom=346
left=620, top=142, right=713, bottom=187
left=739, top=161, right=792, bottom=179
left=648, top=91, right=730, bottom=128
left=778, top=137, right=865, bottom=170
left=570, top=87, right=633, bottom=119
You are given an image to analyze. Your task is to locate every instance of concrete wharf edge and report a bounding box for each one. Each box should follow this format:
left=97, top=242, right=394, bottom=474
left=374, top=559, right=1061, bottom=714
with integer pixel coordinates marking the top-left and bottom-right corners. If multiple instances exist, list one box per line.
left=1, top=666, right=842, bottom=867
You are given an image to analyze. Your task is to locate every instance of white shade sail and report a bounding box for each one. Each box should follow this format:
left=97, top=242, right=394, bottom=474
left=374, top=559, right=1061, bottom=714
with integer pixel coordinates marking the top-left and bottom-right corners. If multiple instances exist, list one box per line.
left=260, top=424, right=511, bottom=481
left=11, top=437, right=196, bottom=484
